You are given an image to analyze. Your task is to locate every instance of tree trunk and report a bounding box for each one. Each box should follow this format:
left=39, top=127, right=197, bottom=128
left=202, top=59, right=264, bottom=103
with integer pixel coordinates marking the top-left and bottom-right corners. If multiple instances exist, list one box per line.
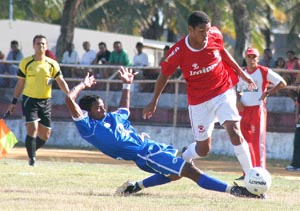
left=228, top=0, right=251, bottom=65
left=55, top=0, right=82, bottom=62
left=208, top=0, right=222, bottom=29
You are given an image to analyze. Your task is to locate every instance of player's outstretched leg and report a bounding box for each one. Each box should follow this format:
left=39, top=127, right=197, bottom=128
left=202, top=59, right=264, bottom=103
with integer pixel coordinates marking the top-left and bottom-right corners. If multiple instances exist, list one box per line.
left=116, top=174, right=172, bottom=195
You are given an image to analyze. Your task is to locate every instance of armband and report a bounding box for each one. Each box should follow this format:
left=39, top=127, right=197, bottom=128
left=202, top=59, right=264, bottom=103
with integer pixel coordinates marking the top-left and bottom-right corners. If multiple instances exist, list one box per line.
left=12, top=98, right=17, bottom=105
left=122, top=83, right=131, bottom=90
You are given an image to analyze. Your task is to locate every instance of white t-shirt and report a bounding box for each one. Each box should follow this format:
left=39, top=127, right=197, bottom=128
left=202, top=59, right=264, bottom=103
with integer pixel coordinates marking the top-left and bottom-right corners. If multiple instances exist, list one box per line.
left=62, top=50, right=80, bottom=64
left=133, top=53, right=148, bottom=66
left=80, top=50, right=96, bottom=65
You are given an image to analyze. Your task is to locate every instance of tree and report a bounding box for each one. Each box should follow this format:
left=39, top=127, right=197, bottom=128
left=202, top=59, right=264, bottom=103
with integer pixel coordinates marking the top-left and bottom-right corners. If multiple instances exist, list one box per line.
left=227, top=0, right=251, bottom=65
left=55, top=0, right=82, bottom=62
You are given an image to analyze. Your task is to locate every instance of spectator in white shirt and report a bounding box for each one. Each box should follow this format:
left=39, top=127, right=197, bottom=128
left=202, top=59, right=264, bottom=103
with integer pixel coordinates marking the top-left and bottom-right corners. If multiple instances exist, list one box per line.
left=62, top=43, right=79, bottom=64
left=133, top=42, right=148, bottom=67
left=74, top=41, right=96, bottom=79
left=61, top=43, right=80, bottom=78
left=80, top=41, right=96, bottom=65
left=132, top=42, right=149, bottom=92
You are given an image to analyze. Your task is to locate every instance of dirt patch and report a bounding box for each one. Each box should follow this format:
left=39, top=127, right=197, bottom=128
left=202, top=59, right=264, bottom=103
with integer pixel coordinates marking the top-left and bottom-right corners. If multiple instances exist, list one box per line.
left=5, top=147, right=299, bottom=177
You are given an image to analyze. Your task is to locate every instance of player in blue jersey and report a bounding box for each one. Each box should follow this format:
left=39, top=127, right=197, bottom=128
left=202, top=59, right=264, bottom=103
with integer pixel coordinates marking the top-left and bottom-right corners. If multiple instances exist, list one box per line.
left=65, top=66, right=264, bottom=199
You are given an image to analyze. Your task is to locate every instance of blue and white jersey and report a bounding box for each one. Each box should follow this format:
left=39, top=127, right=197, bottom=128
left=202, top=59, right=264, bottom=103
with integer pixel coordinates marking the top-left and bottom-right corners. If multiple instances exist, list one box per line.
left=73, top=108, right=147, bottom=161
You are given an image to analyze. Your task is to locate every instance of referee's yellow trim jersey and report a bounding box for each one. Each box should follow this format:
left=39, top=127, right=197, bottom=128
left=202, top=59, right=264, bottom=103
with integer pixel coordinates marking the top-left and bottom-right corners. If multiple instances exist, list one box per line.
left=18, top=56, right=62, bottom=99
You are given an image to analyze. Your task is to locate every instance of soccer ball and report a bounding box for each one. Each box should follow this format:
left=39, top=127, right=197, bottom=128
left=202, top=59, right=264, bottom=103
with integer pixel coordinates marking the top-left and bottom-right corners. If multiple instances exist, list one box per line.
left=244, top=167, right=272, bottom=195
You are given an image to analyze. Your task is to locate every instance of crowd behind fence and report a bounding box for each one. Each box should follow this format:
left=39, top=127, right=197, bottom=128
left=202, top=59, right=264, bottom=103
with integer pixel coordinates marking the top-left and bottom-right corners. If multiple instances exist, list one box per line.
left=0, top=61, right=299, bottom=127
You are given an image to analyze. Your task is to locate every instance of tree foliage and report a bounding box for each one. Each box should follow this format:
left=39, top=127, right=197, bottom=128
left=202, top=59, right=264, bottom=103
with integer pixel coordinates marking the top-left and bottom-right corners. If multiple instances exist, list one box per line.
left=1, top=0, right=299, bottom=58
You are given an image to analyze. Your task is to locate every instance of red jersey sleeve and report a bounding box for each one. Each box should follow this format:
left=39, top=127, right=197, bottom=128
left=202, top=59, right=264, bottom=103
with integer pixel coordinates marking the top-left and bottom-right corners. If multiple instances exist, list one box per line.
left=161, top=40, right=184, bottom=77
left=209, top=26, right=224, bottom=51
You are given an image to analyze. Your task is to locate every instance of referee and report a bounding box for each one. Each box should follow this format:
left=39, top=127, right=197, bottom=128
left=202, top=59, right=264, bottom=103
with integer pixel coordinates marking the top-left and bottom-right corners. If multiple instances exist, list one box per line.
left=6, top=35, right=70, bottom=166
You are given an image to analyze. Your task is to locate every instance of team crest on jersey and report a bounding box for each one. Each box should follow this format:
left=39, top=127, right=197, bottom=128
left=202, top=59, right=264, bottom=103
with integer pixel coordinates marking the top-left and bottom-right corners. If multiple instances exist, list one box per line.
left=198, top=125, right=205, bottom=133
left=192, top=63, right=199, bottom=70
left=104, top=122, right=111, bottom=128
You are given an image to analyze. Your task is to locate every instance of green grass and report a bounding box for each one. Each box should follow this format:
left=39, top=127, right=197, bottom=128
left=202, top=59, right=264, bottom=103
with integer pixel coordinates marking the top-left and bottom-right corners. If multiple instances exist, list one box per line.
left=0, top=158, right=300, bottom=211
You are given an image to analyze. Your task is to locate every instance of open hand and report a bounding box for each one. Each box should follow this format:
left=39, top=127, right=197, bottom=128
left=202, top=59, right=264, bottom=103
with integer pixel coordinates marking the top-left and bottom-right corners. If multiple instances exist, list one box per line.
left=118, top=66, right=138, bottom=84
left=82, top=72, right=96, bottom=88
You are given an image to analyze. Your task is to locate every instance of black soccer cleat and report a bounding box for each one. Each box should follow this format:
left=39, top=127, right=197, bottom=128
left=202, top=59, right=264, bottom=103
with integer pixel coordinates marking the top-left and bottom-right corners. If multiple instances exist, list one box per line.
left=230, top=183, right=266, bottom=199
left=116, top=181, right=142, bottom=195
left=28, top=157, right=36, bottom=167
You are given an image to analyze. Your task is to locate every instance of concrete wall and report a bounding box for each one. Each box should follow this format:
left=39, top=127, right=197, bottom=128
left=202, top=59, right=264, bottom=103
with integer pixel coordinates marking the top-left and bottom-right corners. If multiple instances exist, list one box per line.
left=5, top=119, right=295, bottom=161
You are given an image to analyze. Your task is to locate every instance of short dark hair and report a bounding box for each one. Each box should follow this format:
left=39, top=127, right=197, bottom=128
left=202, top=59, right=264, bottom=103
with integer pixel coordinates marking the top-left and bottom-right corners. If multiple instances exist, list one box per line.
left=99, top=42, right=107, bottom=48
left=11, top=40, right=18, bottom=46
left=136, top=42, right=143, bottom=48
left=79, top=95, right=101, bottom=111
left=287, top=50, right=295, bottom=55
left=33, top=34, right=47, bottom=44
left=113, top=41, right=121, bottom=46
left=188, top=11, right=210, bottom=28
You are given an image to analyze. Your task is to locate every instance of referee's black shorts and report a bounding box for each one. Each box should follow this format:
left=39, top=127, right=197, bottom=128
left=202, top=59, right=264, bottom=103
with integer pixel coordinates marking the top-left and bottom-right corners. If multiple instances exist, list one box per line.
left=22, top=95, right=51, bottom=128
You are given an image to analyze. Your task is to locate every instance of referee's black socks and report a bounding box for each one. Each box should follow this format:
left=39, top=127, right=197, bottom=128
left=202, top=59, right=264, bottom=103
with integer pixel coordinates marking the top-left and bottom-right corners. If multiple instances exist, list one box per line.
left=36, top=137, right=46, bottom=151
left=25, top=135, right=36, bottom=159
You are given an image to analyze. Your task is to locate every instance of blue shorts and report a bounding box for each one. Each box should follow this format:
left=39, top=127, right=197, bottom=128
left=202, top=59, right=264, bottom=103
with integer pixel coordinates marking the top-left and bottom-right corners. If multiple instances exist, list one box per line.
left=135, top=140, right=186, bottom=176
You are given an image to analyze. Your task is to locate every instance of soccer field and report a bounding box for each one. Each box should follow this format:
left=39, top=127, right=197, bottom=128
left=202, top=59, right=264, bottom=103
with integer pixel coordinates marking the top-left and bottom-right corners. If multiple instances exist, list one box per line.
left=1, top=148, right=300, bottom=211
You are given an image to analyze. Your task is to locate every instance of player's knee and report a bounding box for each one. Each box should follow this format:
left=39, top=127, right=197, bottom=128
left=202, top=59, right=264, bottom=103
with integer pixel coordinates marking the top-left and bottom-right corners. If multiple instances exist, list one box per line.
left=195, top=143, right=210, bottom=157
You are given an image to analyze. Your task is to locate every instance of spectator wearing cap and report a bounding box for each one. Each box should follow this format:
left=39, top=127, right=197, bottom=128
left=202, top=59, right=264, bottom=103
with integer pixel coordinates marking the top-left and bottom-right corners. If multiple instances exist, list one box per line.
left=235, top=47, right=286, bottom=179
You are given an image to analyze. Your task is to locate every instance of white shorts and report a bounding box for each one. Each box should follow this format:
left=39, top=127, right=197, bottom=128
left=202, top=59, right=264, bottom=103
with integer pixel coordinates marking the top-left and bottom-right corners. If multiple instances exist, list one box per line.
left=188, top=88, right=241, bottom=141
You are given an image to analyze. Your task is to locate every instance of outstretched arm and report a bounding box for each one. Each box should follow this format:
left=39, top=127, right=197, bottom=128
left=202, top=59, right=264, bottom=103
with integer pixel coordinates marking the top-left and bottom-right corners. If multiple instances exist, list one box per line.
left=142, top=73, right=170, bottom=119
left=221, top=48, right=257, bottom=90
left=65, top=72, right=96, bottom=118
left=118, top=67, right=137, bottom=109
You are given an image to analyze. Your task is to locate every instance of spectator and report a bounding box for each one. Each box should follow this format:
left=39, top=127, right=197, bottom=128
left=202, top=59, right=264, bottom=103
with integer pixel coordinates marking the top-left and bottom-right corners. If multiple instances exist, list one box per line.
left=80, top=41, right=96, bottom=65
left=275, top=57, right=286, bottom=69
left=6, top=40, right=24, bottom=87
left=132, top=42, right=149, bottom=92
left=62, top=43, right=79, bottom=65
left=286, top=50, right=299, bottom=71
left=92, top=42, right=111, bottom=82
left=236, top=47, right=286, bottom=179
left=133, top=42, right=148, bottom=67
left=259, top=48, right=276, bottom=68
left=109, top=41, right=130, bottom=66
left=0, top=51, right=8, bottom=87
left=92, top=42, right=111, bottom=65
left=285, top=50, right=300, bottom=99
left=286, top=88, right=300, bottom=172
left=159, top=45, right=170, bottom=65
left=275, top=57, right=288, bottom=82
left=76, top=41, right=96, bottom=78
left=45, top=49, right=57, bottom=60
left=61, top=43, right=80, bottom=78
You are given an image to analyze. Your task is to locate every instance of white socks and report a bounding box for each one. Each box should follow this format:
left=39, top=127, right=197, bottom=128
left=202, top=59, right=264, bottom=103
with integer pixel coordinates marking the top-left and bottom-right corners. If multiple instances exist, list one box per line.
left=233, top=141, right=253, bottom=173
left=182, top=142, right=200, bottom=163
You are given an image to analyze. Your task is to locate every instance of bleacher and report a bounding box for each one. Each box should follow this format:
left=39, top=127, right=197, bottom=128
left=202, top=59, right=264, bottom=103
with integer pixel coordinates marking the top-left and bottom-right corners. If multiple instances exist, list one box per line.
left=0, top=62, right=298, bottom=132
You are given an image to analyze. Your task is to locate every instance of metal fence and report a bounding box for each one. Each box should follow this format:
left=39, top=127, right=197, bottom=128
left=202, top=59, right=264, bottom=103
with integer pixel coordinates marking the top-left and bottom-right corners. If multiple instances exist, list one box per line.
left=0, top=60, right=299, bottom=127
